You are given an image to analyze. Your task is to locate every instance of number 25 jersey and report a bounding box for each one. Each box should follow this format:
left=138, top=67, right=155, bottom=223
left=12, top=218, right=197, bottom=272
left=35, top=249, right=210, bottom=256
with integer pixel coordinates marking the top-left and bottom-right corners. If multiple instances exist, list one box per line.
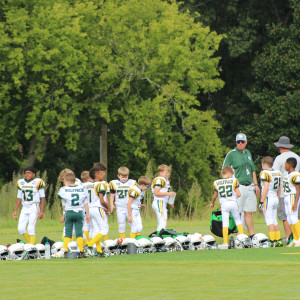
left=213, top=177, right=239, bottom=205
left=17, top=178, right=45, bottom=206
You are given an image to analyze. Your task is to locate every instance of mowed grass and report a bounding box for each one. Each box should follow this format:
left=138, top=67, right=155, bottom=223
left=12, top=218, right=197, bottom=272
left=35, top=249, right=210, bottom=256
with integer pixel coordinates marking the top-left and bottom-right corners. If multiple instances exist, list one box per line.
left=1, top=216, right=300, bottom=299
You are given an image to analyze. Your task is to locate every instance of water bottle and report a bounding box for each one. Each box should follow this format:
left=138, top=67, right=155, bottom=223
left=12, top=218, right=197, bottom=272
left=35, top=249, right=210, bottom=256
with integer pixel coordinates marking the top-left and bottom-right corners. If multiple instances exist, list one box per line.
left=45, top=239, right=51, bottom=259
left=230, top=237, right=235, bottom=249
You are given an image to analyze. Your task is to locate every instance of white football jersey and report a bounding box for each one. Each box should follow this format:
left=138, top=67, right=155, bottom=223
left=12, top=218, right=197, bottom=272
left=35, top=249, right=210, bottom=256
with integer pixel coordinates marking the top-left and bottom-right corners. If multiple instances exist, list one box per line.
left=260, top=169, right=281, bottom=198
left=213, top=177, right=239, bottom=205
left=283, top=171, right=300, bottom=196
left=109, top=179, right=137, bottom=207
left=58, top=185, right=88, bottom=212
left=83, top=181, right=109, bottom=208
left=17, top=178, right=45, bottom=206
left=152, top=176, right=170, bottom=204
left=128, top=185, right=144, bottom=210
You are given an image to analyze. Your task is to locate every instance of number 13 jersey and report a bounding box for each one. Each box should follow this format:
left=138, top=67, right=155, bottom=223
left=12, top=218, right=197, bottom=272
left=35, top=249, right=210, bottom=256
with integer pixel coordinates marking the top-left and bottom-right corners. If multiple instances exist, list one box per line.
left=17, top=178, right=45, bottom=206
left=213, top=177, right=239, bottom=205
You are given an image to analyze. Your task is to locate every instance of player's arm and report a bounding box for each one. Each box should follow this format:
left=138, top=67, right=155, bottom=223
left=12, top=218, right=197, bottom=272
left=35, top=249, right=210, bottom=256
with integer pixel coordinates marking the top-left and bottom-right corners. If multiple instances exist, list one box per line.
left=39, top=197, right=45, bottom=219
left=12, top=198, right=22, bottom=219
left=210, top=191, right=218, bottom=208
left=260, top=181, right=269, bottom=204
left=292, top=184, right=300, bottom=212
left=235, top=187, right=241, bottom=198
left=84, top=203, right=90, bottom=223
left=127, top=197, right=134, bottom=223
left=109, top=192, right=116, bottom=213
left=99, top=193, right=109, bottom=210
left=153, top=186, right=175, bottom=197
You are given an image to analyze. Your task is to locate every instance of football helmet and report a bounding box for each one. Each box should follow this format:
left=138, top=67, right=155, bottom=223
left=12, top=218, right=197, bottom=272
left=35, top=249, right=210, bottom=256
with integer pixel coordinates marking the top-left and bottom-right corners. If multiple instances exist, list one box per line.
left=24, top=244, right=40, bottom=259
left=235, top=234, right=252, bottom=249
left=251, top=233, right=269, bottom=248
left=137, top=238, right=154, bottom=254
left=103, top=239, right=120, bottom=256
left=163, top=237, right=180, bottom=252
left=175, top=235, right=192, bottom=251
left=187, top=233, right=202, bottom=250
left=35, top=243, right=46, bottom=258
left=200, top=235, right=217, bottom=250
left=8, top=243, right=27, bottom=260
left=150, top=237, right=166, bottom=252
left=0, top=245, right=9, bottom=260
left=51, top=241, right=64, bottom=258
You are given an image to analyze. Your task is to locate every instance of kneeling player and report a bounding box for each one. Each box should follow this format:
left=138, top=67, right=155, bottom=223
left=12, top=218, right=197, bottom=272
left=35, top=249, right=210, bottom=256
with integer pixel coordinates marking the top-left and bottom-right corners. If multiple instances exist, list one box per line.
left=210, top=166, right=244, bottom=247
left=127, top=176, right=152, bottom=238
left=59, top=173, right=90, bottom=258
left=259, top=156, right=282, bottom=246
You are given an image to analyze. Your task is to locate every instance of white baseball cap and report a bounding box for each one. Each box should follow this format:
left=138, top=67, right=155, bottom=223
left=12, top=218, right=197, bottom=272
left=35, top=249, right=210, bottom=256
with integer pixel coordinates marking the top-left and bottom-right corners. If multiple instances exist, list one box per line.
left=236, top=133, right=247, bottom=142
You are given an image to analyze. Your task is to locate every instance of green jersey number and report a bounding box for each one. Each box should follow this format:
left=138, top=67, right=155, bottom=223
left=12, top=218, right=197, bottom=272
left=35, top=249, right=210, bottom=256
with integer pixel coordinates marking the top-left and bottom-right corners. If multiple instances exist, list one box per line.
left=118, top=189, right=128, bottom=199
left=219, top=185, right=233, bottom=197
left=283, top=181, right=291, bottom=193
left=88, top=190, right=92, bottom=203
left=273, top=177, right=280, bottom=190
left=23, top=190, right=33, bottom=201
left=71, top=194, right=80, bottom=206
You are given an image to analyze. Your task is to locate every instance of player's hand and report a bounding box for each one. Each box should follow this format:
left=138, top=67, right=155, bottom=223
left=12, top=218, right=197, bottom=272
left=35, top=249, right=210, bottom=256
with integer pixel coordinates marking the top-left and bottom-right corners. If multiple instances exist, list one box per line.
left=140, top=204, right=146, bottom=208
left=39, top=211, right=44, bottom=219
left=104, top=209, right=110, bottom=215
left=169, top=192, right=176, bottom=197
left=86, top=216, right=90, bottom=223
left=168, top=203, right=174, bottom=209
left=258, top=202, right=264, bottom=212
left=128, top=216, right=133, bottom=223
left=60, top=215, right=65, bottom=223
left=110, top=204, right=115, bottom=213
left=12, top=211, right=17, bottom=219
left=292, top=203, right=298, bottom=212
left=210, top=203, right=214, bottom=209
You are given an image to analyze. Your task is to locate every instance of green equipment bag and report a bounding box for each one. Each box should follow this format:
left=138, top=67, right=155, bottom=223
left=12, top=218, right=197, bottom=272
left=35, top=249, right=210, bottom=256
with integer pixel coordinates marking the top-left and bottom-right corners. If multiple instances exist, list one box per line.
left=135, top=236, right=151, bottom=240
left=210, top=210, right=237, bottom=237
left=148, top=228, right=189, bottom=238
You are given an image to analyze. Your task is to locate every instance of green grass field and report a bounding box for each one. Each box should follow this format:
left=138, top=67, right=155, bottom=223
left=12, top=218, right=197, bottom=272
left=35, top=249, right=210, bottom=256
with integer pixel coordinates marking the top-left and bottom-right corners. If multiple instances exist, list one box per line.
left=1, top=217, right=300, bottom=299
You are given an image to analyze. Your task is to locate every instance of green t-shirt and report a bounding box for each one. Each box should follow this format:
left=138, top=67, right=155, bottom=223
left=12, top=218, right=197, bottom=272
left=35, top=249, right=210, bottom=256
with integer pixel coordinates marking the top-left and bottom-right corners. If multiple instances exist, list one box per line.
left=222, top=147, right=256, bottom=185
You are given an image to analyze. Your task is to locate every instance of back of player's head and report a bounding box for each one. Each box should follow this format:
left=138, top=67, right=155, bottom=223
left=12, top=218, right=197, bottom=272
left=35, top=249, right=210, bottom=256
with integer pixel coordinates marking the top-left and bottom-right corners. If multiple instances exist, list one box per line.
left=118, top=167, right=129, bottom=176
left=58, top=168, right=74, bottom=182
left=158, top=164, right=170, bottom=173
left=93, top=163, right=107, bottom=171
left=138, top=176, right=152, bottom=186
left=81, top=171, right=91, bottom=182
left=286, top=157, right=297, bottom=169
left=64, top=172, right=76, bottom=184
left=24, top=166, right=36, bottom=174
left=261, top=156, right=274, bottom=168
left=221, top=166, right=234, bottom=176
left=89, top=167, right=105, bottom=180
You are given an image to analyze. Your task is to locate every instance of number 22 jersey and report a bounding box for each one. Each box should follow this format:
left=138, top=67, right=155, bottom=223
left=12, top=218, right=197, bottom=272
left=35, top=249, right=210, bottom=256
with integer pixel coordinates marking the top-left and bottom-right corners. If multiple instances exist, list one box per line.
left=213, top=177, right=239, bottom=205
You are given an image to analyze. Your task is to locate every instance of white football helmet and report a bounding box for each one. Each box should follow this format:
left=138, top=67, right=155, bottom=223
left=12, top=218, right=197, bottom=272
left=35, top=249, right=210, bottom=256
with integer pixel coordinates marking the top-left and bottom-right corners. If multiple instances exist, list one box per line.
left=163, top=237, right=180, bottom=252
left=24, top=244, right=40, bottom=259
left=251, top=233, right=269, bottom=248
left=175, top=235, right=192, bottom=251
left=187, top=233, right=202, bottom=250
left=200, top=235, right=217, bottom=250
left=8, top=243, right=27, bottom=260
left=51, top=242, right=64, bottom=258
left=103, top=239, right=120, bottom=256
left=118, top=238, right=138, bottom=254
left=150, top=237, right=166, bottom=252
left=35, top=244, right=46, bottom=259
left=0, top=245, right=9, bottom=260
left=137, top=238, right=154, bottom=253
left=235, top=234, right=252, bottom=249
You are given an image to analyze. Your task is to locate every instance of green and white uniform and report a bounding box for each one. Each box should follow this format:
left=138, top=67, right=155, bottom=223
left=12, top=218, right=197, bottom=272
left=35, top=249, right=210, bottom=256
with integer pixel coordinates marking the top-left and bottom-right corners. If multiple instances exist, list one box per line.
left=128, top=185, right=144, bottom=234
left=58, top=185, right=88, bottom=238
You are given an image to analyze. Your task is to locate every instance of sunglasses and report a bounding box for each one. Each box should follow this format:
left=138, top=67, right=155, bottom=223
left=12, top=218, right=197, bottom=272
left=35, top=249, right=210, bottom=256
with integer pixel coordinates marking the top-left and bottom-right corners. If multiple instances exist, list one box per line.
left=145, top=185, right=150, bottom=188
left=236, top=140, right=245, bottom=144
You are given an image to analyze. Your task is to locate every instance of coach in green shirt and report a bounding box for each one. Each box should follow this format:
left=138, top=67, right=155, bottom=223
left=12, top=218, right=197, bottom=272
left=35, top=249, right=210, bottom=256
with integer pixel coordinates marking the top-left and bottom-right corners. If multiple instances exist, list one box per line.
left=222, top=133, right=260, bottom=237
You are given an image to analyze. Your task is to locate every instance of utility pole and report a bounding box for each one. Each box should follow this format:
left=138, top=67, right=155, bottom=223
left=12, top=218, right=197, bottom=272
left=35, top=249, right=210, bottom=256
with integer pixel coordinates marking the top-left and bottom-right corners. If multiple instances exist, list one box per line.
left=100, top=123, right=108, bottom=180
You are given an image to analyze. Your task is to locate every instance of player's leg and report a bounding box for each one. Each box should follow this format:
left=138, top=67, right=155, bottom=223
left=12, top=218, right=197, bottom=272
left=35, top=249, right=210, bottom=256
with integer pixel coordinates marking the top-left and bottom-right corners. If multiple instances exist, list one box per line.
left=62, top=211, right=73, bottom=253
left=230, top=202, right=243, bottom=235
left=278, top=196, right=291, bottom=241
left=117, top=206, right=127, bottom=239
left=264, top=197, right=275, bottom=242
left=130, top=209, right=138, bottom=238
left=27, top=203, right=39, bottom=244
left=221, top=203, right=230, bottom=245
left=18, top=207, right=30, bottom=243
left=153, top=200, right=167, bottom=231
left=73, top=211, right=84, bottom=252
left=290, top=195, right=300, bottom=246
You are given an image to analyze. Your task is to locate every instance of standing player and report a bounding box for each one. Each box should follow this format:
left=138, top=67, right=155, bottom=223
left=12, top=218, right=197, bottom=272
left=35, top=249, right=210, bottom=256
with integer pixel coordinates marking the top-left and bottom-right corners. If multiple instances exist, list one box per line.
left=59, top=172, right=90, bottom=258
left=283, top=158, right=300, bottom=247
left=151, top=164, right=175, bottom=231
left=12, top=167, right=45, bottom=245
left=210, top=166, right=244, bottom=248
left=259, top=156, right=282, bottom=246
left=127, top=176, right=152, bottom=238
left=109, top=167, right=137, bottom=239
left=86, top=167, right=110, bottom=257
